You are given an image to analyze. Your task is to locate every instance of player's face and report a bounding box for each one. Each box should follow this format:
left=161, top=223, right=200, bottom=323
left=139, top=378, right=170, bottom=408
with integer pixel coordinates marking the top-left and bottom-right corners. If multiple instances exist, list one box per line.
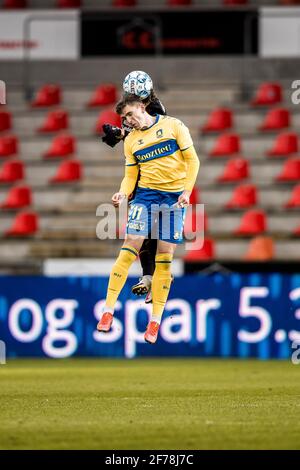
left=122, top=103, right=146, bottom=130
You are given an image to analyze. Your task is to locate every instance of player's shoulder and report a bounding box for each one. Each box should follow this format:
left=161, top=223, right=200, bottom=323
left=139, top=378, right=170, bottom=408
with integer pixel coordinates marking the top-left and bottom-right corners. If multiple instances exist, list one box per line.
left=124, top=128, right=138, bottom=146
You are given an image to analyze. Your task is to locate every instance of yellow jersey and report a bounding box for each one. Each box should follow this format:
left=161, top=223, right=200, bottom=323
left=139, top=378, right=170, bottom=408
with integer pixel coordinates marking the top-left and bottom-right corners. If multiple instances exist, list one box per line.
left=124, top=115, right=194, bottom=193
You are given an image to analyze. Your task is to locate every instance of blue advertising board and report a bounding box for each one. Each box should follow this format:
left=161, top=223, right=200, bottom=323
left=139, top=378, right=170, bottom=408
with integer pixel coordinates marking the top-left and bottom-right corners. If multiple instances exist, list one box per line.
left=0, top=274, right=300, bottom=359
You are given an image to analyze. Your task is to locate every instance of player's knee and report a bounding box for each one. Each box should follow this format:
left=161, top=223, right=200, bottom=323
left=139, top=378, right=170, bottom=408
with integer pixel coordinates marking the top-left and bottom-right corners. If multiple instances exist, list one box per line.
left=123, top=235, right=144, bottom=252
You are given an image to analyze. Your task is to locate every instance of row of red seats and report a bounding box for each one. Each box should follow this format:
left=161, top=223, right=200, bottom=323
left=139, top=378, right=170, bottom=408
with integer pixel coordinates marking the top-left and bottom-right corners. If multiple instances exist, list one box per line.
left=190, top=184, right=300, bottom=209
left=184, top=236, right=276, bottom=262
left=18, top=81, right=285, bottom=109
left=31, top=84, right=118, bottom=108
left=0, top=160, right=82, bottom=183
left=208, top=132, right=299, bottom=156
left=2, top=107, right=298, bottom=142
left=185, top=207, right=299, bottom=236
left=2, top=0, right=263, bottom=10
left=0, top=109, right=121, bottom=134
left=1, top=143, right=300, bottom=183
left=202, top=107, right=293, bottom=133
left=1, top=200, right=299, bottom=239
left=215, top=157, right=299, bottom=183
left=2, top=0, right=81, bottom=8
left=185, top=231, right=300, bottom=263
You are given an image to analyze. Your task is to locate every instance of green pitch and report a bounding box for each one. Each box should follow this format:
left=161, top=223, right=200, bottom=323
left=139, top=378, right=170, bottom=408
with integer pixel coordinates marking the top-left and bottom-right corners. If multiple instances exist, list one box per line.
left=0, top=358, right=300, bottom=450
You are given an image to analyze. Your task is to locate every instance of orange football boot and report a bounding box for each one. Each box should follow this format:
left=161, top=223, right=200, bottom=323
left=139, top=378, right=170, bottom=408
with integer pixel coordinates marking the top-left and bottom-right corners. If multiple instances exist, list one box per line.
left=144, top=321, right=160, bottom=344
left=97, top=312, right=113, bottom=332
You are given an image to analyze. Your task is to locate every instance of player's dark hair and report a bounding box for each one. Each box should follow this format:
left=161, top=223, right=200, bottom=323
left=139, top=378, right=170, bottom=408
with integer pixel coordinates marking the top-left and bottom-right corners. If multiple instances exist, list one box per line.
left=116, top=94, right=143, bottom=114
left=142, top=89, right=158, bottom=106
left=116, top=89, right=159, bottom=115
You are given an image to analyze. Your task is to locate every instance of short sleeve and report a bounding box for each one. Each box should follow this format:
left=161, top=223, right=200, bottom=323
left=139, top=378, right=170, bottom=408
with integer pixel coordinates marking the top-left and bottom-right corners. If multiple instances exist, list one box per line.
left=175, top=119, right=193, bottom=151
left=124, top=137, right=138, bottom=166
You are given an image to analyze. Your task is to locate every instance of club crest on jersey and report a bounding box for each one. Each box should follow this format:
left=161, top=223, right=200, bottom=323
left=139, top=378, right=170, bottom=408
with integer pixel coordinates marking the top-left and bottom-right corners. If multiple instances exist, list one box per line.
left=156, top=129, right=163, bottom=138
left=138, top=139, right=144, bottom=145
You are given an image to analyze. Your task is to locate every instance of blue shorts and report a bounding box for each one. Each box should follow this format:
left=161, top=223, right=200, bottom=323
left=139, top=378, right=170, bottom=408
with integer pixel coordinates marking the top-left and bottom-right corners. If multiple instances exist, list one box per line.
left=127, top=187, right=186, bottom=244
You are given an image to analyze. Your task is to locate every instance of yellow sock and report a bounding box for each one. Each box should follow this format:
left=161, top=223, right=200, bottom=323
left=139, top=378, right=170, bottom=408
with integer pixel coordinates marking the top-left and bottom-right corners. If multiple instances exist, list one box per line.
left=152, top=253, right=173, bottom=322
left=106, top=245, right=138, bottom=309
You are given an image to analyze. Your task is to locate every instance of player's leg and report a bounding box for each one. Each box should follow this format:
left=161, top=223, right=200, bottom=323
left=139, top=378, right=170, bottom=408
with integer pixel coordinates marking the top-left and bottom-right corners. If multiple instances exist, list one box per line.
left=98, top=189, right=151, bottom=332
left=97, top=234, right=145, bottom=332
left=144, top=191, right=185, bottom=343
left=131, top=238, right=157, bottom=298
left=144, top=240, right=176, bottom=343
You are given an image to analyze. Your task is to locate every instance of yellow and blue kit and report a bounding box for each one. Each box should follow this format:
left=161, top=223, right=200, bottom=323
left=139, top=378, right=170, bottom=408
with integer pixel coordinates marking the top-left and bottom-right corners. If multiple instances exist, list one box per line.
left=119, top=114, right=200, bottom=243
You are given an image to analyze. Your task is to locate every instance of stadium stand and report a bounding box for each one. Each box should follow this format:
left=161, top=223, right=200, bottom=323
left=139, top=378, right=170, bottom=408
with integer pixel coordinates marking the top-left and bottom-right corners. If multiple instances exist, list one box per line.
left=1, top=70, right=300, bottom=269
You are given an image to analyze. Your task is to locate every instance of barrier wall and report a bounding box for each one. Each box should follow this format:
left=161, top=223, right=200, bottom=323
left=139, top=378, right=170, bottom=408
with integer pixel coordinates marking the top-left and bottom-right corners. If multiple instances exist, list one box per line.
left=0, top=274, right=300, bottom=359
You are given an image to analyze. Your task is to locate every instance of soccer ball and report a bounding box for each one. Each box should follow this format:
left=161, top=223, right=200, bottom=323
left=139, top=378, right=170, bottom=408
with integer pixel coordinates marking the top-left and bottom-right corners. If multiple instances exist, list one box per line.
left=123, top=70, right=153, bottom=100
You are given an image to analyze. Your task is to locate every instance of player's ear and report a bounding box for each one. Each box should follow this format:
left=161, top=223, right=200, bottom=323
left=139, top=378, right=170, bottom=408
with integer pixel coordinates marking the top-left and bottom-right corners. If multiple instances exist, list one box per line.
left=140, top=102, right=146, bottom=112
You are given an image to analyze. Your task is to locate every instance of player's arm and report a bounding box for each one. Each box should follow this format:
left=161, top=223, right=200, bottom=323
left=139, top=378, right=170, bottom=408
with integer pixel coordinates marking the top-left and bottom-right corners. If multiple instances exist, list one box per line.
left=112, top=165, right=139, bottom=207
left=112, top=140, right=139, bottom=206
left=119, top=164, right=139, bottom=196
left=102, top=124, right=123, bottom=148
left=175, top=120, right=200, bottom=206
left=102, top=118, right=133, bottom=148
left=182, top=145, right=200, bottom=192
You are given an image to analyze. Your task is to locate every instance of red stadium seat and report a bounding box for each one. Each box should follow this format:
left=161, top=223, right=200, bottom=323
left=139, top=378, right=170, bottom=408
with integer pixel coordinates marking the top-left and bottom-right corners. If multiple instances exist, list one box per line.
left=202, top=108, right=233, bottom=133
left=266, top=132, right=298, bottom=157
left=0, top=111, right=12, bottom=133
left=31, top=84, right=61, bottom=108
left=280, top=0, right=300, bottom=4
left=5, top=211, right=38, bottom=237
left=87, top=84, right=117, bottom=107
left=235, top=209, right=267, bottom=235
left=2, top=0, right=27, bottom=8
left=56, top=0, right=81, bottom=7
left=113, top=0, right=136, bottom=6
left=168, top=0, right=192, bottom=5
left=225, top=184, right=257, bottom=209
left=189, top=186, right=200, bottom=205
left=0, top=135, right=18, bottom=157
left=184, top=209, right=208, bottom=237
left=184, top=238, right=215, bottom=261
left=44, top=134, right=76, bottom=158
left=223, top=0, right=248, bottom=4
left=244, top=236, right=274, bottom=261
left=251, top=82, right=282, bottom=106
left=37, top=110, right=69, bottom=133
left=95, top=109, right=121, bottom=134
left=285, top=184, right=300, bottom=208
left=217, top=158, right=249, bottom=183
left=293, top=224, right=300, bottom=235
left=0, top=161, right=24, bottom=183
left=0, top=185, right=32, bottom=209
left=259, top=108, right=290, bottom=131
left=50, top=160, right=82, bottom=183
left=209, top=133, right=241, bottom=156
left=275, top=158, right=300, bottom=182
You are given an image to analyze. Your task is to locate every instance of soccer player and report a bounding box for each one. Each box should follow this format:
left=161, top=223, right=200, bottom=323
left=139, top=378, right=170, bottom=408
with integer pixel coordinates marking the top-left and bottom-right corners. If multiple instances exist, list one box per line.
left=97, top=94, right=200, bottom=344
left=102, top=71, right=166, bottom=303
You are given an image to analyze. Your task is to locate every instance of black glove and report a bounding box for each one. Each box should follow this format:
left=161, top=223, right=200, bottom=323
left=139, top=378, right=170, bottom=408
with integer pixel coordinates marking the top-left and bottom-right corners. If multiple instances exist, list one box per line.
left=101, top=124, right=122, bottom=148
